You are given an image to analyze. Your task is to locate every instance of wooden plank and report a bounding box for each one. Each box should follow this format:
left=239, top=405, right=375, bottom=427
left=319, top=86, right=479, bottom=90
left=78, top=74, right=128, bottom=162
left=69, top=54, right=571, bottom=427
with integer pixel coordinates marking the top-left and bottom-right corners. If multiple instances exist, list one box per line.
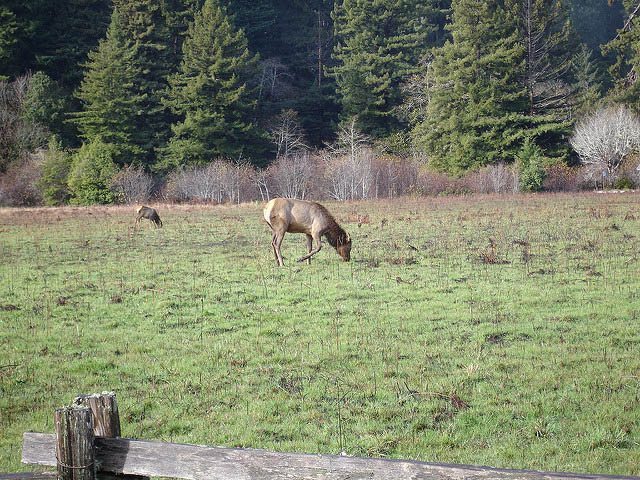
left=0, top=473, right=56, bottom=479
left=22, top=432, right=640, bottom=480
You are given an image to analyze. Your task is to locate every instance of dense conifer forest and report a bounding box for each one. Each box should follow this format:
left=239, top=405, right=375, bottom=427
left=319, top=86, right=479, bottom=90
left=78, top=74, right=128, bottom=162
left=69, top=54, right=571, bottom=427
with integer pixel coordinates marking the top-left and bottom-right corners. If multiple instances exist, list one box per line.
left=1, top=0, right=639, bottom=205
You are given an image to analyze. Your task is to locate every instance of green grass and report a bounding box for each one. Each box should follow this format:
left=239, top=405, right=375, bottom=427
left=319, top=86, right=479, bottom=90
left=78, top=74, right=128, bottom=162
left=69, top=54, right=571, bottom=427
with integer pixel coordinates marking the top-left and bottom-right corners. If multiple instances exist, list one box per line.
left=1, top=194, right=640, bottom=476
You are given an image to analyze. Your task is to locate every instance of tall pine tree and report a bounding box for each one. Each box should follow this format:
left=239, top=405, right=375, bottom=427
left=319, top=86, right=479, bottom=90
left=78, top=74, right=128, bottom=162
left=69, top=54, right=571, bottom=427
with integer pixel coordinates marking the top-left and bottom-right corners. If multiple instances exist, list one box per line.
left=602, top=0, right=640, bottom=110
left=73, top=0, right=175, bottom=167
left=159, top=0, right=262, bottom=170
left=330, top=0, right=435, bottom=137
left=72, top=8, right=145, bottom=164
left=412, top=0, right=530, bottom=174
left=511, top=0, right=577, bottom=159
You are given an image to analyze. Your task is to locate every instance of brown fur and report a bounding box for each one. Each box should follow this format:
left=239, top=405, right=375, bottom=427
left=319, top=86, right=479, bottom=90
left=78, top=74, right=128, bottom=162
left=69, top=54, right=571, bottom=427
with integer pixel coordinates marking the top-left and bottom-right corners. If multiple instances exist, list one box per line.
left=135, top=205, right=162, bottom=228
left=263, top=198, right=351, bottom=266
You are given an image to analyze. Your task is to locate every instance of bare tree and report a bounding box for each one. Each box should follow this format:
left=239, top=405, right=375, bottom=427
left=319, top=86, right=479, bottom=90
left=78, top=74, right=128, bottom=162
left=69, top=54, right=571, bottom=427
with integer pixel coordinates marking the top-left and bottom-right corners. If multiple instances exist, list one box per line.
left=0, top=74, right=48, bottom=172
left=324, top=148, right=375, bottom=201
left=255, top=168, right=271, bottom=202
left=398, top=55, right=434, bottom=125
left=268, top=109, right=308, bottom=158
left=323, top=119, right=375, bottom=200
left=570, top=105, right=640, bottom=186
left=256, top=58, right=294, bottom=103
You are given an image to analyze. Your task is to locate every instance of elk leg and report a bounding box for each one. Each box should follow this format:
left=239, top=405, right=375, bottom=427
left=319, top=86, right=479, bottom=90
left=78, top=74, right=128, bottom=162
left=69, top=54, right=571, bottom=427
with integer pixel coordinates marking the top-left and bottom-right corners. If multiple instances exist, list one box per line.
left=305, top=234, right=313, bottom=265
left=298, top=234, right=321, bottom=263
left=272, top=232, right=285, bottom=266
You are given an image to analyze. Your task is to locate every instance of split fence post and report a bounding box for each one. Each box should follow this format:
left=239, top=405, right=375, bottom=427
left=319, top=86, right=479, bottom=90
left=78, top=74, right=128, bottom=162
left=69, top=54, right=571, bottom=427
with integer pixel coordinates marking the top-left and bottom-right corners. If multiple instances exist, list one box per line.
left=73, top=393, right=148, bottom=480
left=73, top=393, right=120, bottom=438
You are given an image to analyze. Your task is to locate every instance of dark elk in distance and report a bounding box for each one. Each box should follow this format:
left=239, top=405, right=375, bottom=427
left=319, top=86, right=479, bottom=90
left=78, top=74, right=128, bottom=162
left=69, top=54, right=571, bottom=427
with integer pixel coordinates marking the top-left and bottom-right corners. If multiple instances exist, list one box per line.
left=263, top=198, right=351, bottom=266
left=135, top=205, right=163, bottom=228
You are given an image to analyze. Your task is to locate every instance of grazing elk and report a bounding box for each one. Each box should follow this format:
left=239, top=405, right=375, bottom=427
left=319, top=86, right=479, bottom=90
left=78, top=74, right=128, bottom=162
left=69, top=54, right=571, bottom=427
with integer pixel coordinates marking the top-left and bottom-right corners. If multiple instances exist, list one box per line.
left=263, top=198, right=351, bottom=266
left=135, top=205, right=163, bottom=228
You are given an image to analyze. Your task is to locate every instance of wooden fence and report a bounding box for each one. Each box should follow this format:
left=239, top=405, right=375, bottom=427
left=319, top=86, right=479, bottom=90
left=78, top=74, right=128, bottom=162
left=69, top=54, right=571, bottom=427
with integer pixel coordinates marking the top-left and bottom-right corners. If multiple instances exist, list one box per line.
left=4, top=393, right=639, bottom=480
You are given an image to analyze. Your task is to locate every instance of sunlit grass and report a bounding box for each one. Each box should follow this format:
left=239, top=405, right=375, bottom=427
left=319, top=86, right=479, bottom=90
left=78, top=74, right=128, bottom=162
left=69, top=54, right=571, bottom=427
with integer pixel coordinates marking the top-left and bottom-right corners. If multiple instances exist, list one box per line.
left=1, top=194, right=639, bottom=475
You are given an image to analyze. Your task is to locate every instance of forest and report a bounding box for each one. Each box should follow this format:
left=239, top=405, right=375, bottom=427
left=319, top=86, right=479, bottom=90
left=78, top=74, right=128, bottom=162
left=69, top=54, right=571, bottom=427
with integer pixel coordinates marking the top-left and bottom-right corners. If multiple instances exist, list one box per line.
left=0, top=0, right=639, bottom=206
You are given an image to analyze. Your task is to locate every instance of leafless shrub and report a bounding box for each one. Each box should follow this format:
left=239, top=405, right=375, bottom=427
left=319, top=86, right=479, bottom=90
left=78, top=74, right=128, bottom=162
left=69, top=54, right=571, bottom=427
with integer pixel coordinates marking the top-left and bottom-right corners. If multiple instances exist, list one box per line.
left=0, top=150, right=44, bottom=206
left=416, top=170, right=468, bottom=196
left=489, top=163, right=518, bottom=193
left=323, top=147, right=375, bottom=200
left=263, top=151, right=317, bottom=200
left=616, top=155, right=640, bottom=188
left=110, top=165, right=155, bottom=204
left=371, top=156, right=420, bottom=199
left=164, top=160, right=256, bottom=204
left=570, top=105, right=640, bottom=187
left=542, top=164, right=583, bottom=192
left=463, top=163, right=518, bottom=194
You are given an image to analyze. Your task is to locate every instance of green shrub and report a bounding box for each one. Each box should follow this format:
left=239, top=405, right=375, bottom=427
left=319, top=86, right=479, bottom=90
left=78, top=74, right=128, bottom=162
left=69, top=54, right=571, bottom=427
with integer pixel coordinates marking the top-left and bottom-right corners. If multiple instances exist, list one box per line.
left=613, top=176, right=634, bottom=190
left=68, top=139, right=118, bottom=205
left=517, top=139, right=546, bottom=192
left=37, top=138, right=73, bottom=206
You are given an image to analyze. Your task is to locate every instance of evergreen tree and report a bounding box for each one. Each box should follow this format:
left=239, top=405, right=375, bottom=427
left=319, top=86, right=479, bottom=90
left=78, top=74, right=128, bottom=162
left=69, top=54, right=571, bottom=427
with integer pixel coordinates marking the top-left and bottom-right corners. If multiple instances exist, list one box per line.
left=73, top=0, right=176, bottom=167
left=23, top=72, right=72, bottom=143
left=35, top=0, right=111, bottom=90
left=0, top=6, right=19, bottom=80
left=0, top=0, right=48, bottom=79
left=516, top=137, right=546, bottom=191
left=159, top=0, right=262, bottom=170
left=0, top=0, right=111, bottom=87
left=602, top=1, right=640, bottom=110
left=571, top=43, right=604, bottom=116
left=330, top=0, right=435, bottom=137
left=37, top=137, right=73, bottom=206
left=412, top=0, right=531, bottom=174
left=72, top=8, right=145, bottom=165
left=510, top=0, right=577, bottom=160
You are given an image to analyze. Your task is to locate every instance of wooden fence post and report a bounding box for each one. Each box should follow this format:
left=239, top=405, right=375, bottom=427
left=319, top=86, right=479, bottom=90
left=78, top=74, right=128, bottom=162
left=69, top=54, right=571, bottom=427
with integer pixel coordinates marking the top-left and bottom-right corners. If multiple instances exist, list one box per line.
left=54, top=406, right=95, bottom=480
left=73, top=393, right=120, bottom=438
left=73, top=393, right=148, bottom=480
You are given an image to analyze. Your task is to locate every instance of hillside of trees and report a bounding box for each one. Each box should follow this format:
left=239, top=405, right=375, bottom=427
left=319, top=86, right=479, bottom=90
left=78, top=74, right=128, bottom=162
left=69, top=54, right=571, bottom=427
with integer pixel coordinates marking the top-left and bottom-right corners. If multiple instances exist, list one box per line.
left=1, top=0, right=640, bottom=206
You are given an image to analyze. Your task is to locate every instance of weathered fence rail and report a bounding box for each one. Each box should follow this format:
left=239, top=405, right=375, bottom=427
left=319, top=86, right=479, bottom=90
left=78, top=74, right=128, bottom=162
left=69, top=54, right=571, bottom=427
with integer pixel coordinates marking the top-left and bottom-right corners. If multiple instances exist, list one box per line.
left=17, top=432, right=640, bottom=480
left=5, top=393, right=640, bottom=480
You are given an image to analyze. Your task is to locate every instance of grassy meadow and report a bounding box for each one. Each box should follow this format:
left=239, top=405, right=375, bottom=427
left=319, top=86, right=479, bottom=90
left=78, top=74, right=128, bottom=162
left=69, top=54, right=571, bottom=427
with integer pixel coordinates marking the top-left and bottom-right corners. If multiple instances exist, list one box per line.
left=1, top=193, right=640, bottom=476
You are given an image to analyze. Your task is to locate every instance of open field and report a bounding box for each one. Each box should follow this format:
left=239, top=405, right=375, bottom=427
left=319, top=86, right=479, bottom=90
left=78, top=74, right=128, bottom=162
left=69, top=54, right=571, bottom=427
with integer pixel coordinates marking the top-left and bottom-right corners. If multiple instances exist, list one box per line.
left=1, top=193, right=640, bottom=476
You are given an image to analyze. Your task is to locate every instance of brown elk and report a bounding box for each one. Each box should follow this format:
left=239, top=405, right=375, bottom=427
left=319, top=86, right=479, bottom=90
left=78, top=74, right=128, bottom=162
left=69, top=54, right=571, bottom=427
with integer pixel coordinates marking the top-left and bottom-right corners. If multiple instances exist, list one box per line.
left=135, top=205, right=163, bottom=228
left=263, top=198, right=351, bottom=266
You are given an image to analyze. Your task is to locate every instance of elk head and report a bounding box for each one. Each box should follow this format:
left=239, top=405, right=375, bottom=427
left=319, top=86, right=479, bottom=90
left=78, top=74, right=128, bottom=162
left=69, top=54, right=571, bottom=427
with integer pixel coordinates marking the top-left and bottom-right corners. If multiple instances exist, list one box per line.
left=336, top=234, right=352, bottom=262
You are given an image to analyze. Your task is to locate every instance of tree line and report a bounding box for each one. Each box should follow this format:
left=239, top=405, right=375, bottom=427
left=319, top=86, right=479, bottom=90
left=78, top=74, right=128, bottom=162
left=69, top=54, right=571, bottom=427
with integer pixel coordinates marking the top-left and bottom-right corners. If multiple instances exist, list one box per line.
left=1, top=0, right=639, bottom=206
